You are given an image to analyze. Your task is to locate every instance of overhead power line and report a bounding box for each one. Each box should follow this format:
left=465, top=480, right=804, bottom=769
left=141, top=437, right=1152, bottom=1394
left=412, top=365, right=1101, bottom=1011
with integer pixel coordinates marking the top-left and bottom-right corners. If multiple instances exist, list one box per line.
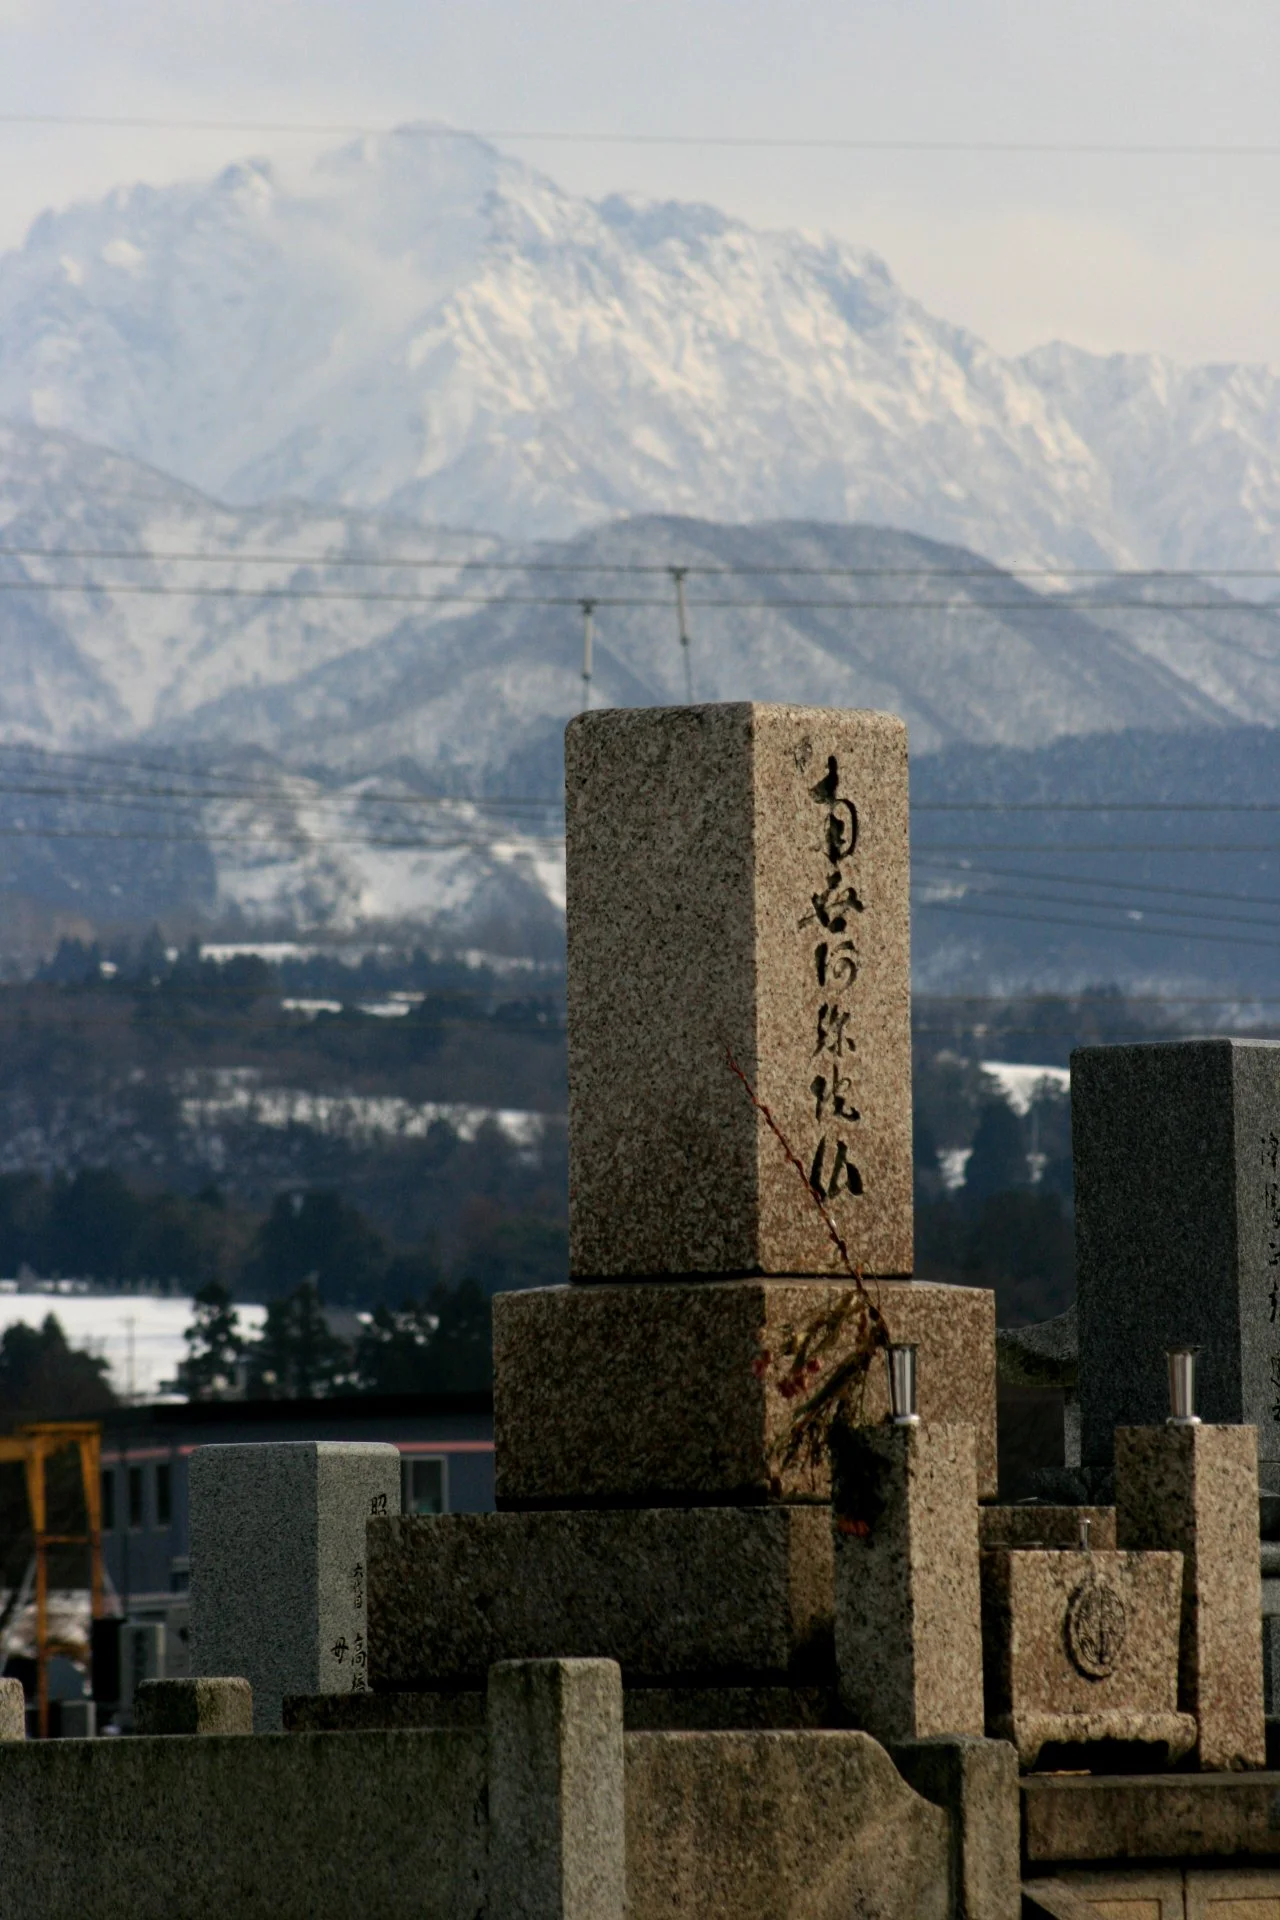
left=914, top=856, right=1280, bottom=912
left=0, top=579, right=1277, bottom=616
left=916, top=895, right=1280, bottom=952
left=1, top=115, right=1279, bottom=157
left=4, top=546, right=1280, bottom=581
left=913, top=878, right=1280, bottom=935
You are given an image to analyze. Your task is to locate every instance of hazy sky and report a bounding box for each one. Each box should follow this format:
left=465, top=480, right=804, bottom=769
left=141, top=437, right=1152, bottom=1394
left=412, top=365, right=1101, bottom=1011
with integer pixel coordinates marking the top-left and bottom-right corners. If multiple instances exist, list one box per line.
left=2, top=0, right=1279, bottom=366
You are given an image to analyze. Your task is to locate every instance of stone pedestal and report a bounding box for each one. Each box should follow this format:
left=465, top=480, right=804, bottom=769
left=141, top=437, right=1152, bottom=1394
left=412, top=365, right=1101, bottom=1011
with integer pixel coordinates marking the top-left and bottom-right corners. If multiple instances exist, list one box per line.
left=832, top=1421, right=984, bottom=1743
left=980, top=1548, right=1193, bottom=1769
left=366, top=1507, right=833, bottom=1692
left=487, top=1659, right=625, bottom=1920
left=494, top=1279, right=998, bottom=1506
left=566, top=703, right=911, bottom=1280
left=1116, top=1422, right=1266, bottom=1771
left=1071, top=1039, right=1280, bottom=1472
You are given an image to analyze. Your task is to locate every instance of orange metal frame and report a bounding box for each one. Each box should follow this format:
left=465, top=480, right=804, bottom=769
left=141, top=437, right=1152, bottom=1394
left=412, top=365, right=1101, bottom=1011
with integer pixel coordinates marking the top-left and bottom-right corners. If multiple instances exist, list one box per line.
left=0, top=1423, right=103, bottom=1738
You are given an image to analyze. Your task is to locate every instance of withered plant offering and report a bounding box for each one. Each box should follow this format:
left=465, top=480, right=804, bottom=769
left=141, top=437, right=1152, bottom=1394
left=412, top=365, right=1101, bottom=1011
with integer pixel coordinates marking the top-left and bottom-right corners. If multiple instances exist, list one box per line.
left=726, top=1048, right=890, bottom=1486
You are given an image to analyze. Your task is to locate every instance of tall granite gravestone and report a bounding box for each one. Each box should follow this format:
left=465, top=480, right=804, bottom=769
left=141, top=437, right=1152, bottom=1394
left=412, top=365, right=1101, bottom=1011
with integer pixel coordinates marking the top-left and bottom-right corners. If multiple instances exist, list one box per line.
left=1072, top=1039, right=1280, bottom=1475
left=495, top=702, right=998, bottom=1510
left=566, top=703, right=913, bottom=1279
left=189, top=1441, right=401, bottom=1731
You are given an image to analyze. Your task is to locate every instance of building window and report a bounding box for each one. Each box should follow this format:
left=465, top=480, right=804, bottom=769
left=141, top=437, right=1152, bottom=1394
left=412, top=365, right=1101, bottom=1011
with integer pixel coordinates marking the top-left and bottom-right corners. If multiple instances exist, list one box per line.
left=402, top=1456, right=446, bottom=1515
left=155, top=1463, right=172, bottom=1529
left=128, top=1466, right=144, bottom=1530
left=100, top=1469, right=115, bottom=1532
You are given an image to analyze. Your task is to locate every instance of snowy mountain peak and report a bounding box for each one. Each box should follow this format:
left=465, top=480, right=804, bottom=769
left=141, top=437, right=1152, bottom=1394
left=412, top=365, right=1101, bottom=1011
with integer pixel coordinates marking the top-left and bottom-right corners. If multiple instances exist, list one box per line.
left=0, top=129, right=1279, bottom=568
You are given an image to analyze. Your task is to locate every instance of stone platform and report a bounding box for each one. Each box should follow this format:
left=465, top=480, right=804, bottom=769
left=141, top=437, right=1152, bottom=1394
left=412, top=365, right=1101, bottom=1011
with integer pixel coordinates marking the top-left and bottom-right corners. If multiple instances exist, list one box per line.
left=366, top=1507, right=834, bottom=1692
left=494, top=1277, right=998, bottom=1506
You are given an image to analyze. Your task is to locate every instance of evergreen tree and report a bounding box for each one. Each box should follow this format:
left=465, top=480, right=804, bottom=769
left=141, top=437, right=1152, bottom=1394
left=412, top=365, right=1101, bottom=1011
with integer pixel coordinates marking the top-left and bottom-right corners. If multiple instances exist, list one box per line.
left=0, top=1314, right=115, bottom=1422
left=246, top=1190, right=388, bottom=1304
left=177, top=1281, right=244, bottom=1400
left=246, top=1281, right=353, bottom=1399
left=352, top=1282, right=491, bottom=1396
left=963, top=1098, right=1029, bottom=1203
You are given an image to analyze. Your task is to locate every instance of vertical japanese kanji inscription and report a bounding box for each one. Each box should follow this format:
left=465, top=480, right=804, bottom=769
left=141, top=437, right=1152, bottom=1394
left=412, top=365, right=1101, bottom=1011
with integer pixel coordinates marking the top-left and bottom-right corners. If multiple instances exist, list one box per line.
left=566, top=703, right=912, bottom=1280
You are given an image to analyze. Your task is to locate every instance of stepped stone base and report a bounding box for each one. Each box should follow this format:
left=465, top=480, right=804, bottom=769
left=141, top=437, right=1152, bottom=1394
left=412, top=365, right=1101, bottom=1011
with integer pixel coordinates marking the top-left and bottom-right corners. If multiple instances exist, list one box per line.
left=494, top=1278, right=997, bottom=1507
left=366, top=1507, right=834, bottom=1692
left=285, top=1684, right=842, bottom=1735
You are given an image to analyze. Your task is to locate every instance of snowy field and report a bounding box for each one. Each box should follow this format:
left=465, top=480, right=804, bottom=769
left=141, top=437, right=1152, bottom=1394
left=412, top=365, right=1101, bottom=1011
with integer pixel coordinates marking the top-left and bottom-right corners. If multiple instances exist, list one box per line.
left=0, top=1287, right=267, bottom=1401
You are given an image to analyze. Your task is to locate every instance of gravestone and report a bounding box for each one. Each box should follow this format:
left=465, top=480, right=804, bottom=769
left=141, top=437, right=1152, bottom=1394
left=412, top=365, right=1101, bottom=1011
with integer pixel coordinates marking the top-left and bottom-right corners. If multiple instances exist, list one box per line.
left=566, top=702, right=913, bottom=1280
left=189, top=1440, right=400, bottom=1732
left=494, top=701, right=998, bottom=1508
left=1072, top=1039, right=1280, bottom=1474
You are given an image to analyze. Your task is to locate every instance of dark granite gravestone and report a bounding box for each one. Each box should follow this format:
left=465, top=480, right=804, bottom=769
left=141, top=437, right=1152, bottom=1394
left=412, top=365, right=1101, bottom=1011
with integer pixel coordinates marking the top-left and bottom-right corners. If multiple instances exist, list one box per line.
left=1072, top=1039, right=1280, bottom=1476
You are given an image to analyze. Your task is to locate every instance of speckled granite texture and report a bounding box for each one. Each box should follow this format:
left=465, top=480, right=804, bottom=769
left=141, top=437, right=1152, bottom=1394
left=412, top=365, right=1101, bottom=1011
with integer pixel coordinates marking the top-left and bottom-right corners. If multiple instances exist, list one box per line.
left=624, top=1729, right=950, bottom=1920
left=488, top=1660, right=625, bottom=1920
left=366, top=1506, right=834, bottom=1692
left=1071, top=1039, right=1280, bottom=1473
left=1116, top=1422, right=1266, bottom=1770
left=564, top=703, right=912, bottom=1280
left=833, top=1421, right=985, bottom=1743
left=134, top=1677, right=252, bottom=1737
left=979, top=1505, right=1116, bottom=1551
left=493, top=1277, right=997, bottom=1505
left=979, top=1546, right=1193, bottom=1768
left=189, top=1440, right=401, bottom=1733
left=1022, top=1770, right=1280, bottom=1864
left=285, top=1684, right=842, bottom=1734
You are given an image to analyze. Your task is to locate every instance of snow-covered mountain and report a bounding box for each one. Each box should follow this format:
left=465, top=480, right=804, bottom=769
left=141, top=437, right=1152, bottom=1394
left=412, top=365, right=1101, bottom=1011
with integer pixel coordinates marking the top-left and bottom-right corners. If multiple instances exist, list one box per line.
left=2, top=127, right=1280, bottom=571
left=7, top=421, right=1280, bottom=772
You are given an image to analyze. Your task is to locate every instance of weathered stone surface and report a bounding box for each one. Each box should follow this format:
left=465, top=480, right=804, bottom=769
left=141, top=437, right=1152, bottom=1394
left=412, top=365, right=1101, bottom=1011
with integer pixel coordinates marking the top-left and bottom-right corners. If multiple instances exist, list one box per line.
left=622, top=1685, right=839, bottom=1731
left=494, top=1277, right=998, bottom=1505
left=1023, top=1870, right=1183, bottom=1918
left=0, top=1676, right=24, bottom=1741
left=367, top=1507, right=834, bottom=1691
left=488, top=1660, right=625, bottom=1920
left=979, top=1506, right=1116, bottom=1552
left=834, top=1422, right=985, bottom=1742
left=980, top=1546, right=1193, bottom=1768
left=189, top=1440, right=401, bottom=1731
left=1071, top=1039, right=1280, bottom=1471
left=284, top=1689, right=485, bottom=1733
left=625, top=1727, right=949, bottom=1920
left=565, top=703, right=912, bottom=1280
left=1022, top=1770, right=1280, bottom=1864
left=889, top=1735, right=1020, bottom=1920
left=1187, top=1867, right=1280, bottom=1910
left=285, top=1684, right=841, bottom=1734
left=134, top=1677, right=252, bottom=1737
left=1116, top=1422, right=1266, bottom=1771
left=0, top=1728, right=487, bottom=1919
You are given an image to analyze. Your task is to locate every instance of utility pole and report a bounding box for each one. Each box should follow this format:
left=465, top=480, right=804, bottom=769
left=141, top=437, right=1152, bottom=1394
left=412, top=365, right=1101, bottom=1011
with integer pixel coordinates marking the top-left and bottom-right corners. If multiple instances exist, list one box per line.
left=580, top=599, right=596, bottom=711
left=671, top=567, right=694, bottom=704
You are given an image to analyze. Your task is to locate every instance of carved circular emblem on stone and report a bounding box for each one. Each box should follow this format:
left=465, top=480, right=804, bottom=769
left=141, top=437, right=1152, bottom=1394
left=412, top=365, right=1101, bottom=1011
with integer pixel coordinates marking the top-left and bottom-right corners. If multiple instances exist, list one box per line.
left=1065, top=1579, right=1127, bottom=1679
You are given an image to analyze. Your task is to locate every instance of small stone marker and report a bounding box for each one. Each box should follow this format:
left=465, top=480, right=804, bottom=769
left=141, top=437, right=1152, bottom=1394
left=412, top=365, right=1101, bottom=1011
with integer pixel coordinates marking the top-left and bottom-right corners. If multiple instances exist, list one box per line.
left=1116, top=1422, right=1266, bottom=1771
left=0, top=1675, right=24, bottom=1740
left=487, top=1658, right=625, bottom=1920
left=189, top=1441, right=400, bottom=1732
left=832, top=1422, right=984, bottom=1742
left=979, top=1545, right=1193, bottom=1768
left=565, top=703, right=912, bottom=1279
left=134, top=1677, right=252, bottom=1736
left=1073, top=1039, right=1280, bottom=1471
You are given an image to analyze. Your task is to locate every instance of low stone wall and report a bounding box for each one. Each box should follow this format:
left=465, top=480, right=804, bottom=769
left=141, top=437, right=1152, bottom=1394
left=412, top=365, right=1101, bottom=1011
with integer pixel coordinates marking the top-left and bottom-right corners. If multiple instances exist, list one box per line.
left=0, top=1727, right=487, bottom=1920
left=625, top=1728, right=952, bottom=1920
left=0, top=1668, right=959, bottom=1920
